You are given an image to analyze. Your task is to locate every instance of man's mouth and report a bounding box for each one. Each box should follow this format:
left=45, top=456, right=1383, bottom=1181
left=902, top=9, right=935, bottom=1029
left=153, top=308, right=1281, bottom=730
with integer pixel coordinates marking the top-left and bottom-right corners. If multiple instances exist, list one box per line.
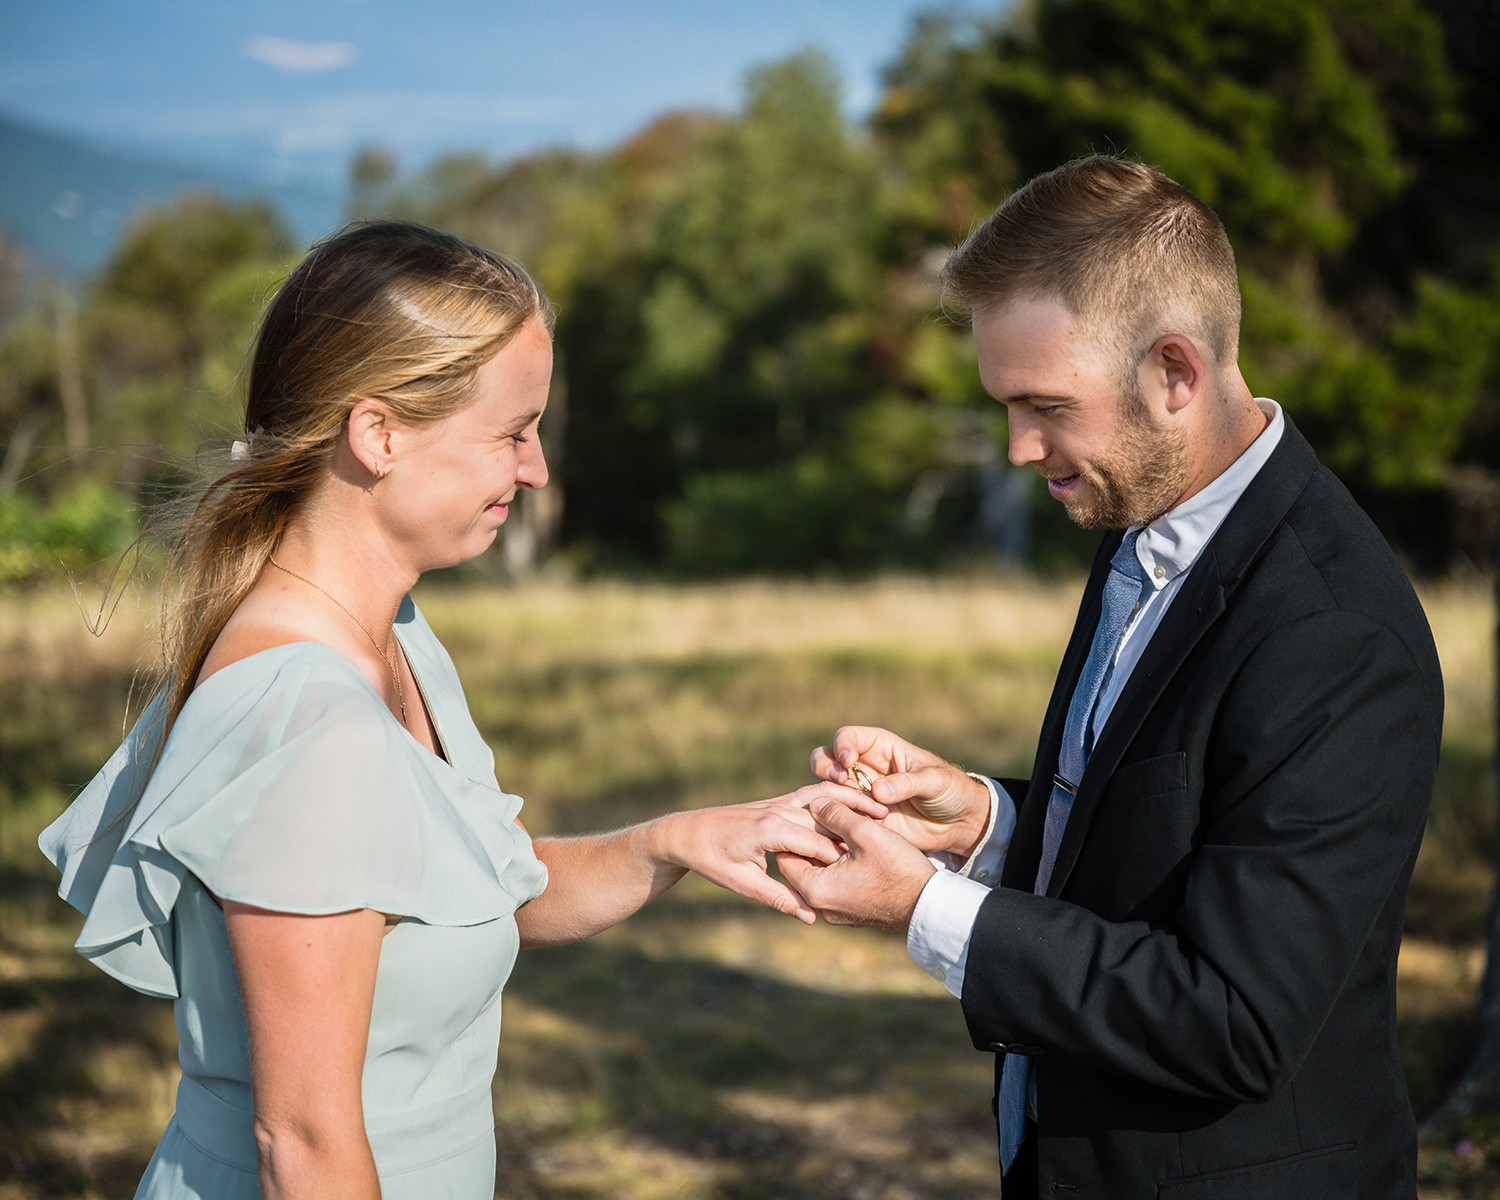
left=1045, top=473, right=1080, bottom=499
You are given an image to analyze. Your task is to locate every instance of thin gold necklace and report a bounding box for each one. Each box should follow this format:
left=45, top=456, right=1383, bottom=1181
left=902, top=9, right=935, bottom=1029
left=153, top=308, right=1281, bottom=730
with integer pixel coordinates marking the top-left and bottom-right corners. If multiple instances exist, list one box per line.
left=267, top=556, right=407, bottom=724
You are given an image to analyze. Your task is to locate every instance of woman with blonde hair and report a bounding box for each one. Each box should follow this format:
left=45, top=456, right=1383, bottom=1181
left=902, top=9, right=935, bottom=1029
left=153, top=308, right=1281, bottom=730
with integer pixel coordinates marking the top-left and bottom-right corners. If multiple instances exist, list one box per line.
left=41, top=221, right=863, bottom=1200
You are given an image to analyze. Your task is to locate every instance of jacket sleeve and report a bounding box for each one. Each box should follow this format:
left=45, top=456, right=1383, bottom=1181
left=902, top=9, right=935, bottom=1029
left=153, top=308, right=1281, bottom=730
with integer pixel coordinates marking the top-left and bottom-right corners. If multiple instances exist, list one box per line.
left=959, top=608, right=1441, bottom=1101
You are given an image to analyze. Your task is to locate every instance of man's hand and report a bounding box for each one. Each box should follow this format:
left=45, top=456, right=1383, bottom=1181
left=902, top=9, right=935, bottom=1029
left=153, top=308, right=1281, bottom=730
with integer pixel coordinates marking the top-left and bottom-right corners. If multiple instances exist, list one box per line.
left=810, top=726, right=992, bottom=859
left=776, top=796, right=937, bottom=932
left=658, top=788, right=876, bottom=925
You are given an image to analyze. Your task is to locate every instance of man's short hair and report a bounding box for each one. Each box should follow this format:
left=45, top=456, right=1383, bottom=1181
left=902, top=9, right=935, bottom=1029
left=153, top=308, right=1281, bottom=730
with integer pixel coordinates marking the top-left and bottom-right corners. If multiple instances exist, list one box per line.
left=942, top=156, right=1242, bottom=378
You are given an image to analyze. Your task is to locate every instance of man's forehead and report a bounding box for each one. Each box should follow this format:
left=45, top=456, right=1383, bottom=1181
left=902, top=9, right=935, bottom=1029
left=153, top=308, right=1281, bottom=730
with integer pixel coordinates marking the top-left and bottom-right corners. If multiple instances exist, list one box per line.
left=973, top=297, right=1112, bottom=372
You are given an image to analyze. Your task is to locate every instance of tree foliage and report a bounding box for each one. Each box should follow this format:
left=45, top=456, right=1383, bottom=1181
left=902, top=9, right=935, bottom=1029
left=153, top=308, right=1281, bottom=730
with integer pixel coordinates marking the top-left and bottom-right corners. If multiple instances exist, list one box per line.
left=0, top=195, right=294, bottom=578
left=86, top=195, right=292, bottom=456
left=877, top=0, right=1497, bottom=502
left=2, top=0, right=1496, bottom=580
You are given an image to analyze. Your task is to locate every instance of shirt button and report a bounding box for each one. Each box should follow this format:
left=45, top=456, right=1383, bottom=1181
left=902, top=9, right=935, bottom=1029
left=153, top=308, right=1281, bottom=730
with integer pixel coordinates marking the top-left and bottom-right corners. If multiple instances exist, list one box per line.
left=930, top=966, right=946, bottom=982
left=1154, top=564, right=1166, bottom=578
left=975, top=869, right=989, bottom=881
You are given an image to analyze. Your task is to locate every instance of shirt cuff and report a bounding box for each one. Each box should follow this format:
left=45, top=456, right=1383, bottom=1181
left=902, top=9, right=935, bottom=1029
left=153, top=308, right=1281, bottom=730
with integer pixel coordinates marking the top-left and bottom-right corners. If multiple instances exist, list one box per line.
left=957, top=773, right=1014, bottom=884
left=907, top=869, right=992, bottom=998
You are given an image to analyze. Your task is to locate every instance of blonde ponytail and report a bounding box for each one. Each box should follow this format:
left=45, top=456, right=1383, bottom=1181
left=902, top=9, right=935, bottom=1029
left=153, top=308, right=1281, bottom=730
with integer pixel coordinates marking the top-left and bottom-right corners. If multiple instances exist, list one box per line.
left=145, top=220, right=551, bottom=774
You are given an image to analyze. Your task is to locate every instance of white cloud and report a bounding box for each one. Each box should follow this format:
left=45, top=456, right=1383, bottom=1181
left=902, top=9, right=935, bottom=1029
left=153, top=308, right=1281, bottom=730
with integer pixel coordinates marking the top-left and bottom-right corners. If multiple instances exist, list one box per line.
left=246, top=35, right=356, bottom=73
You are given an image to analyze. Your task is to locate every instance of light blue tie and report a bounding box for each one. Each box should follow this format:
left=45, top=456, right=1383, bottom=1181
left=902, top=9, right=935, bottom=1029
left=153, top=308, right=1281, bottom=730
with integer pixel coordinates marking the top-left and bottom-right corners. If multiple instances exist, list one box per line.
left=998, top=529, right=1147, bottom=1173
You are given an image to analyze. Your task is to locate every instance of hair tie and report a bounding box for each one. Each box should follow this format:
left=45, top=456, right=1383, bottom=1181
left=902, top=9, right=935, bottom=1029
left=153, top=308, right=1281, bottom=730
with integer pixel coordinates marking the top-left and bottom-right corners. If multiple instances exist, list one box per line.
left=230, top=426, right=266, bottom=462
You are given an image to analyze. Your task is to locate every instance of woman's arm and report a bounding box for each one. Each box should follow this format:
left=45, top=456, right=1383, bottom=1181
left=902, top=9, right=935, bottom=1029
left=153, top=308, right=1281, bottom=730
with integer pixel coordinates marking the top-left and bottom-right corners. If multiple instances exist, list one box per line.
left=224, top=902, right=386, bottom=1200
left=516, top=794, right=872, bottom=947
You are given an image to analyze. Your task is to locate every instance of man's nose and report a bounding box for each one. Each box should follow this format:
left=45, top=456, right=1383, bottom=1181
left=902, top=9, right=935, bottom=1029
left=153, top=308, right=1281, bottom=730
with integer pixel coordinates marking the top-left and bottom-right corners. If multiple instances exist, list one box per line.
left=1007, top=416, right=1045, bottom=467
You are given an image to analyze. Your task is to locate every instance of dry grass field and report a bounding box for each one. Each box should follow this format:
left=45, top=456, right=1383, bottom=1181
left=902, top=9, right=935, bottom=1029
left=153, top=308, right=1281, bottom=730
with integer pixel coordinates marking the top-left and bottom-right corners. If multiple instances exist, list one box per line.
left=0, top=574, right=1494, bottom=1198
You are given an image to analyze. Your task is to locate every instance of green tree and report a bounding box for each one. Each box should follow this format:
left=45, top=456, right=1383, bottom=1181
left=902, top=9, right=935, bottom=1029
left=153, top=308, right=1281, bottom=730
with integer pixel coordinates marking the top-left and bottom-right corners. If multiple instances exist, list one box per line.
left=87, top=194, right=293, bottom=456
left=611, top=51, right=955, bottom=572
left=0, top=194, right=298, bottom=584
left=878, top=0, right=1492, bottom=498
left=348, top=144, right=399, bottom=220
left=93, top=194, right=289, bottom=381
left=393, top=49, right=950, bottom=572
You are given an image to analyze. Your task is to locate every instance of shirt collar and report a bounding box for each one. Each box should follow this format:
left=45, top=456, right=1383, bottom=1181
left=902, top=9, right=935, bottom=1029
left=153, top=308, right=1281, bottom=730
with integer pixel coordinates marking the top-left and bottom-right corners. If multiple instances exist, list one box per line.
left=1129, top=399, right=1284, bottom=590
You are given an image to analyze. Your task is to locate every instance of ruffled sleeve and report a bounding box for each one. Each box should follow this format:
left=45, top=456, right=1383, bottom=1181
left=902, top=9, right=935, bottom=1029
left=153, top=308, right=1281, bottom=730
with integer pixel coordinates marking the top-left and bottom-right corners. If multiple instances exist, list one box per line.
left=39, top=642, right=547, bottom=999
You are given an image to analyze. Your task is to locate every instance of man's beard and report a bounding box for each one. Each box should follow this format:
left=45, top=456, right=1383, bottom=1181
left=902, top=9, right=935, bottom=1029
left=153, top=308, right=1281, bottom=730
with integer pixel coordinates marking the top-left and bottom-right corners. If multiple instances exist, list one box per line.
left=1061, top=385, right=1190, bottom=531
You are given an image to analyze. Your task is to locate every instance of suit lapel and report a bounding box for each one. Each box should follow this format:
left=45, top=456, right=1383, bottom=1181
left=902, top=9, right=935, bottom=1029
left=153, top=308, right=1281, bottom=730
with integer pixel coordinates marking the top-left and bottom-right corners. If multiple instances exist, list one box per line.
left=1020, top=416, right=1322, bottom=898
left=1000, top=536, right=1117, bottom=891
left=1041, top=551, right=1227, bottom=894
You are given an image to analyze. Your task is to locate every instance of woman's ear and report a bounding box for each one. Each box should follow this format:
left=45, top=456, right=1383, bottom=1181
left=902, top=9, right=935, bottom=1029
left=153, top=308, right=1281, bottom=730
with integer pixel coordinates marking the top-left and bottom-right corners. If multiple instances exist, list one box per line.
left=347, top=398, right=394, bottom=481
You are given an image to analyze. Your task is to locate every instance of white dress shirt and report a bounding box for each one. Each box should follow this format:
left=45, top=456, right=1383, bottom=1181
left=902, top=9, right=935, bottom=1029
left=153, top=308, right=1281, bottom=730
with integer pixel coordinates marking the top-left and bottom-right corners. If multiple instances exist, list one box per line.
left=908, top=400, right=1285, bottom=995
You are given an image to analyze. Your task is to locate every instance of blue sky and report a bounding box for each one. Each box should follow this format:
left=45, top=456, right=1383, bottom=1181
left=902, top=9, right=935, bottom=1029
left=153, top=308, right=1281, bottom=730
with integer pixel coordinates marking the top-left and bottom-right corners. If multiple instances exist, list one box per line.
left=1, top=1, right=981, bottom=192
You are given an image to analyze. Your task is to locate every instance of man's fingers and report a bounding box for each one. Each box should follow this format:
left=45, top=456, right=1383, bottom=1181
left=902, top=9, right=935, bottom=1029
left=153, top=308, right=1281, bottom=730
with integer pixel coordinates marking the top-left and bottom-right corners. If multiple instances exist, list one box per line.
left=809, top=797, right=873, bottom=843
left=832, top=725, right=887, bottom=769
left=774, top=851, right=820, bottom=895
left=808, top=749, right=899, bottom=814
left=811, top=745, right=880, bottom=799
left=829, top=783, right=887, bottom=819
left=869, top=764, right=945, bottom=805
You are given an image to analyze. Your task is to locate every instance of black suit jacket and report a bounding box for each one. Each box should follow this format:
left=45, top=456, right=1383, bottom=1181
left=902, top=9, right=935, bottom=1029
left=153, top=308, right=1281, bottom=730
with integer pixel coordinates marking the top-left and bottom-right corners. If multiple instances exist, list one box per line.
left=962, top=417, right=1443, bottom=1199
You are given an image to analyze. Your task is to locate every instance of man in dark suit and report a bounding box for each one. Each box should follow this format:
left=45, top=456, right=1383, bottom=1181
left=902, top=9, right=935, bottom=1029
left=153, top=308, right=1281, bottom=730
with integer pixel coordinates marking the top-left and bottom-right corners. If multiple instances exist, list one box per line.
left=779, top=156, right=1443, bottom=1198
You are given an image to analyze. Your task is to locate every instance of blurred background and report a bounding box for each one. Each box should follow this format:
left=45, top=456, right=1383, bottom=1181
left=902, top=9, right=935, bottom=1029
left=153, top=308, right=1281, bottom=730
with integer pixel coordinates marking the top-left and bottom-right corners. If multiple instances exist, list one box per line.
left=2, top=1, right=1498, bottom=1196
left=3, top=0, right=1495, bottom=582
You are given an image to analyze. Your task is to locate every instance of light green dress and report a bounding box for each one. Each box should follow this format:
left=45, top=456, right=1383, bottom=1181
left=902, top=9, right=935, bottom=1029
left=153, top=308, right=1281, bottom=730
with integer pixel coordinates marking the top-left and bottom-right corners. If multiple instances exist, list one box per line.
left=40, top=598, right=548, bottom=1200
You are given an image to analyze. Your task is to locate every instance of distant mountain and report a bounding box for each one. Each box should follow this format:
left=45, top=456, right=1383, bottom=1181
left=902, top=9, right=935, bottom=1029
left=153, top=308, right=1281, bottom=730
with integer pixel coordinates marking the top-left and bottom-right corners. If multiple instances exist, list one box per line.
left=0, top=114, right=346, bottom=281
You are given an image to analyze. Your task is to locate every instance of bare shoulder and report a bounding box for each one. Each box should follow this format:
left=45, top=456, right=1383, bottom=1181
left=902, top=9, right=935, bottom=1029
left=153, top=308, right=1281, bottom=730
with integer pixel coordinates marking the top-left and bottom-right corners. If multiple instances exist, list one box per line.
left=196, top=579, right=349, bottom=685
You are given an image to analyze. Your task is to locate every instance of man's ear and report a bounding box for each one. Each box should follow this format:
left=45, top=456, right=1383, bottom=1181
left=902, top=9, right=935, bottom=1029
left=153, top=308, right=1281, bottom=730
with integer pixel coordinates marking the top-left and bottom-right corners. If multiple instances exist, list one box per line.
left=347, top=398, right=394, bottom=481
left=1143, top=333, right=1208, bottom=415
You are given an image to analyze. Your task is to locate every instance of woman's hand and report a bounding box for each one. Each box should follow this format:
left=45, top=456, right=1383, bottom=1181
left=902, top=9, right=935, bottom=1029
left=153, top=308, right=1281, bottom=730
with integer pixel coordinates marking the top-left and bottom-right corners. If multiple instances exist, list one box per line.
left=521, top=786, right=880, bottom=944
left=224, top=902, right=384, bottom=1200
left=810, top=725, right=992, bottom=859
left=651, top=788, right=877, bottom=924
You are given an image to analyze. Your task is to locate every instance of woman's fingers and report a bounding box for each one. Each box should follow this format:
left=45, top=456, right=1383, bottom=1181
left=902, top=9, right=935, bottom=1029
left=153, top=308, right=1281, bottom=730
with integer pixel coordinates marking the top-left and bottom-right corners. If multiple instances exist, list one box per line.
left=775, top=781, right=887, bottom=820
left=714, top=864, right=818, bottom=925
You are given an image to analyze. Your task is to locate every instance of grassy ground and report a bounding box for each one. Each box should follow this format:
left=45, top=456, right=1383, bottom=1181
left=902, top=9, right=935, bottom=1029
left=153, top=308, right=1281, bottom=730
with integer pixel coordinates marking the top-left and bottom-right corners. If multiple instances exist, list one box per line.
left=0, top=574, right=1494, bottom=1199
